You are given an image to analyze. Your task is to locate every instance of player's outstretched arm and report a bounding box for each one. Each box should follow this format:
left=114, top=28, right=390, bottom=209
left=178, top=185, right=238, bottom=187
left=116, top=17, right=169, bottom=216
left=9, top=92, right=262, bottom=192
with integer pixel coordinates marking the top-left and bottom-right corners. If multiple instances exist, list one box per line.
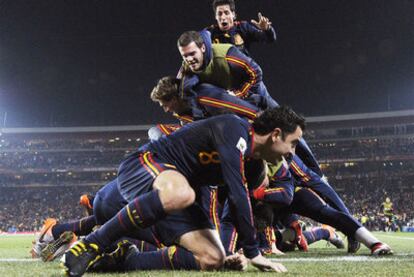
left=250, top=254, right=288, bottom=272
left=251, top=12, right=272, bottom=31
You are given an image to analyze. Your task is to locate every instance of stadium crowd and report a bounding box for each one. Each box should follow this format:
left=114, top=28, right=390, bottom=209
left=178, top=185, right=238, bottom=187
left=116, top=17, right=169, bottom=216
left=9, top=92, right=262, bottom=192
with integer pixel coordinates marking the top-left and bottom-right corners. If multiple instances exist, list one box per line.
left=0, top=186, right=100, bottom=232
left=1, top=126, right=413, bottom=233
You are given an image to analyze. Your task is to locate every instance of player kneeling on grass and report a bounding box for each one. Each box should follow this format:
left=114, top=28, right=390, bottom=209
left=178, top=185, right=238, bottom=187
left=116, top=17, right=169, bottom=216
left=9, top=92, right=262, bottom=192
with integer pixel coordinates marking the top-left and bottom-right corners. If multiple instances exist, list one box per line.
left=61, top=106, right=303, bottom=276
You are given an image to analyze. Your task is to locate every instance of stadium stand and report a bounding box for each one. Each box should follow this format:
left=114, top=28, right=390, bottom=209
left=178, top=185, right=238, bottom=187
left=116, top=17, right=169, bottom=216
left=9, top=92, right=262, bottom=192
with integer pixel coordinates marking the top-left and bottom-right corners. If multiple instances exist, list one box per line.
left=1, top=110, right=413, bottom=232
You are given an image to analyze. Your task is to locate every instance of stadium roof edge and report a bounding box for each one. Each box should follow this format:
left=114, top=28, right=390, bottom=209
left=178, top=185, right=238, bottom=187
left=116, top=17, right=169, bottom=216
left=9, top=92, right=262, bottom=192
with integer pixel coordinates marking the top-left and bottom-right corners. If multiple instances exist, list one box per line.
left=0, top=125, right=154, bottom=134
left=1, top=109, right=413, bottom=134
left=307, top=109, right=414, bottom=123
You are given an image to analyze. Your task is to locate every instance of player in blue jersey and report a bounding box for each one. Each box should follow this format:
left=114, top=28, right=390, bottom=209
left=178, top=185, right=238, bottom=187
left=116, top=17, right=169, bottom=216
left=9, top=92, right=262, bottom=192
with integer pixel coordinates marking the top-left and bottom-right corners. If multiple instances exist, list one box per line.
left=177, top=30, right=324, bottom=179
left=207, top=0, right=276, bottom=57
left=147, top=76, right=261, bottom=143
left=61, top=106, right=303, bottom=276
left=248, top=160, right=393, bottom=255
left=176, top=30, right=364, bottom=249
left=150, top=76, right=358, bottom=248
left=178, top=29, right=277, bottom=110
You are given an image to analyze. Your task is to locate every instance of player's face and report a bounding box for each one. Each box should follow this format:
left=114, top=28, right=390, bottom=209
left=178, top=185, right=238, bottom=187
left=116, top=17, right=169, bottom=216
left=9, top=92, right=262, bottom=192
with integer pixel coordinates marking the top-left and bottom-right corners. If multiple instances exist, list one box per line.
left=271, top=126, right=303, bottom=159
left=215, top=5, right=235, bottom=31
left=158, top=97, right=187, bottom=114
left=179, top=42, right=206, bottom=72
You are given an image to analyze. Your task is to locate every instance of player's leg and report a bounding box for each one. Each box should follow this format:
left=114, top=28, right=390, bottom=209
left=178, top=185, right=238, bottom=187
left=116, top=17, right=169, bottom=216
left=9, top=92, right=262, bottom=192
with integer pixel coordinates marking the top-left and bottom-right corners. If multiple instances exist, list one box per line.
left=84, top=169, right=194, bottom=248
left=118, top=203, right=225, bottom=271
left=303, top=226, right=345, bottom=248
left=177, top=228, right=225, bottom=270
left=121, top=229, right=224, bottom=271
left=62, top=153, right=195, bottom=276
left=31, top=218, right=77, bottom=261
left=290, top=155, right=351, bottom=214
left=37, top=216, right=96, bottom=262
left=51, top=216, right=96, bottom=239
left=291, top=187, right=392, bottom=255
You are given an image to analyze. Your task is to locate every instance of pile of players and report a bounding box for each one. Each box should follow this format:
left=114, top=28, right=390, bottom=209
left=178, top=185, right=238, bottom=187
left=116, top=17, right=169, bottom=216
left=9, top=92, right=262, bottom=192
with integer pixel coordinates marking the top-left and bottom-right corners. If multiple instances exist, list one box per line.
left=31, top=1, right=393, bottom=276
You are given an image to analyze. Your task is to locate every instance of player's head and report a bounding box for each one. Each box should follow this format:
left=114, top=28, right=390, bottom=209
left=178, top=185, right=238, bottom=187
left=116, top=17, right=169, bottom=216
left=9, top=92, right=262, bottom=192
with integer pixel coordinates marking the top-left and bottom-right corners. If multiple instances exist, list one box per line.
left=177, top=31, right=206, bottom=72
left=150, top=76, right=188, bottom=114
left=252, top=106, right=306, bottom=159
left=212, top=0, right=236, bottom=31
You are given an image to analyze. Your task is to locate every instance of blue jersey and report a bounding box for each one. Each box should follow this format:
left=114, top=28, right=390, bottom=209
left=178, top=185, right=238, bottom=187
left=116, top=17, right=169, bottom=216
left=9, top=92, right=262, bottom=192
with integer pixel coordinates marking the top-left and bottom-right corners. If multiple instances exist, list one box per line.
left=180, top=30, right=264, bottom=101
left=206, top=21, right=277, bottom=57
left=140, top=114, right=259, bottom=258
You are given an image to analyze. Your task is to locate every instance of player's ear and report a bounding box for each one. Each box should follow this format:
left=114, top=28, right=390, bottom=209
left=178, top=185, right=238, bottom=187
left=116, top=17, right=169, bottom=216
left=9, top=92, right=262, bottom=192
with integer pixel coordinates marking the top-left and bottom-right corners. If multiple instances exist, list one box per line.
left=272, top=128, right=282, bottom=142
left=201, top=43, right=206, bottom=53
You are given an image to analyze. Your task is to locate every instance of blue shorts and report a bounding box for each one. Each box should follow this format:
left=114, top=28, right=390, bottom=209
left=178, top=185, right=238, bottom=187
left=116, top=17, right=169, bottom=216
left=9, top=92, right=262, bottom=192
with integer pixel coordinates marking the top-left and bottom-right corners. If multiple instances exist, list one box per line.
left=94, top=164, right=213, bottom=247
left=93, top=179, right=128, bottom=225
left=117, top=151, right=176, bottom=202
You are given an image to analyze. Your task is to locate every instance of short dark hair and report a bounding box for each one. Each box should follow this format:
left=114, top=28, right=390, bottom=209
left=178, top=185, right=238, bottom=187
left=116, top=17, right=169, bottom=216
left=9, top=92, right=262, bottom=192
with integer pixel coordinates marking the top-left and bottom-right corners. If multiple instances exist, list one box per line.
left=252, top=106, right=306, bottom=137
left=177, top=31, right=205, bottom=48
left=212, top=0, right=236, bottom=13
left=150, top=76, right=180, bottom=102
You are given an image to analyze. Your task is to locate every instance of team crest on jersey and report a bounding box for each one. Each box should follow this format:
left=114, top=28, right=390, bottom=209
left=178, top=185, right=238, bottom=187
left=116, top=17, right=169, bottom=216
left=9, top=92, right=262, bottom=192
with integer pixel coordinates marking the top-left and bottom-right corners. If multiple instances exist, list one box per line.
left=233, top=34, right=244, bottom=46
left=236, top=137, right=247, bottom=154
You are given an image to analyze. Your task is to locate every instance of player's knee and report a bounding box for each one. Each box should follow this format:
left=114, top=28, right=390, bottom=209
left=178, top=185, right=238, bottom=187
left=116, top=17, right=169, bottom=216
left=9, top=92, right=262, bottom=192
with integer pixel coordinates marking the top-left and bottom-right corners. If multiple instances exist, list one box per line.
left=175, top=185, right=196, bottom=207
left=198, top=247, right=225, bottom=270
left=154, top=170, right=195, bottom=211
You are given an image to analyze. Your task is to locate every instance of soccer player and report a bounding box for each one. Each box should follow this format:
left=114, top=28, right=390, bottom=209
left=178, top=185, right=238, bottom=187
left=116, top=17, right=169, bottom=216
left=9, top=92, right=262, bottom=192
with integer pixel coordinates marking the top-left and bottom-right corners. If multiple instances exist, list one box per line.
left=62, top=106, right=302, bottom=276
left=150, top=75, right=360, bottom=250
left=250, top=161, right=393, bottom=255
left=177, top=29, right=325, bottom=183
left=207, top=0, right=276, bottom=57
left=178, top=29, right=277, bottom=110
left=258, top=224, right=345, bottom=253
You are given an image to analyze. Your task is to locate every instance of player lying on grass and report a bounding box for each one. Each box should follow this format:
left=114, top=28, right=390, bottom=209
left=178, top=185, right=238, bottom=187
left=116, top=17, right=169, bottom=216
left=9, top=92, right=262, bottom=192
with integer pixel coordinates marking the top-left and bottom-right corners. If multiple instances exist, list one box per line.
left=247, top=160, right=393, bottom=255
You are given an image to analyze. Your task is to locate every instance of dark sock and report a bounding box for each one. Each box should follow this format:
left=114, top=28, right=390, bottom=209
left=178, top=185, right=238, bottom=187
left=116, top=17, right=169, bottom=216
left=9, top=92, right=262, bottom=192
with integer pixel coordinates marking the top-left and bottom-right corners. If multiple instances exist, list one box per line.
left=135, top=240, right=159, bottom=252
left=86, top=190, right=166, bottom=249
left=124, top=246, right=200, bottom=270
left=51, top=215, right=96, bottom=240
left=304, top=227, right=330, bottom=245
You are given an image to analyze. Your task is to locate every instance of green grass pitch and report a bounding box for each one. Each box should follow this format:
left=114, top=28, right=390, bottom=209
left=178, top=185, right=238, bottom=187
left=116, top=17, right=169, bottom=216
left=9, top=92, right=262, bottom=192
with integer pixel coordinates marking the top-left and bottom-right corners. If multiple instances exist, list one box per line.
left=1, top=232, right=413, bottom=276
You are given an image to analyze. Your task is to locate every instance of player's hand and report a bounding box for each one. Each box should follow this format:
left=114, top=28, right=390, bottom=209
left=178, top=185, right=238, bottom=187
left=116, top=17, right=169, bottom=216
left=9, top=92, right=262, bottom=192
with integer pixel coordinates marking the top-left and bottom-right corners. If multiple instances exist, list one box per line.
left=224, top=253, right=248, bottom=271
left=251, top=12, right=272, bottom=31
left=271, top=243, right=285, bottom=255
left=250, top=254, right=287, bottom=272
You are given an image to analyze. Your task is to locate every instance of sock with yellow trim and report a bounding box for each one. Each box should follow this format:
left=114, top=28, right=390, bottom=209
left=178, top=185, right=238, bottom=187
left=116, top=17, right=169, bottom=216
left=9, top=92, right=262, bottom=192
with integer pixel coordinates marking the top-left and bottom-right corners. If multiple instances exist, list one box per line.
left=124, top=246, right=200, bottom=270
left=52, top=215, right=96, bottom=240
left=86, top=190, right=166, bottom=249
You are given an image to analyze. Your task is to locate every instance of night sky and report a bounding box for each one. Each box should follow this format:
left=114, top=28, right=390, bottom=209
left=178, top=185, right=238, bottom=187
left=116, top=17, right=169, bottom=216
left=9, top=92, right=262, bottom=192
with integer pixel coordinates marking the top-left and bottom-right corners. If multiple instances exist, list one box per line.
left=0, top=0, right=413, bottom=127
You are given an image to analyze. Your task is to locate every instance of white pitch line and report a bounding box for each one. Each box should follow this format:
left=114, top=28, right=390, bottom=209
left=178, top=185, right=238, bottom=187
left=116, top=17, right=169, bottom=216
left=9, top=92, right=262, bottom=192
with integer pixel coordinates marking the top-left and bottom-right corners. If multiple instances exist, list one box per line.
left=271, top=256, right=414, bottom=262
left=2, top=255, right=413, bottom=263
left=375, top=234, right=414, bottom=241
left=0, top=258, right=40, bottom=262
